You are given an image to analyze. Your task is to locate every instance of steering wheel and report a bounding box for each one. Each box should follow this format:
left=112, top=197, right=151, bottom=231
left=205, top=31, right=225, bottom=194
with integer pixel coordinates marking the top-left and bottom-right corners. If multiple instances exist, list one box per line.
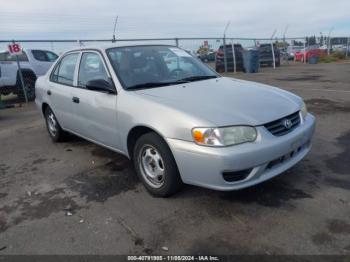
left=169, top=68, right=185, bottom=79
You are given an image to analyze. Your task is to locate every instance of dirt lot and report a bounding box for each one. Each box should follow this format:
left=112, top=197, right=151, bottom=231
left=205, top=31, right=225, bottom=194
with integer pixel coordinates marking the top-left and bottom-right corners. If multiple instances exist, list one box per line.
left=0, top=62, right=350, bottom=255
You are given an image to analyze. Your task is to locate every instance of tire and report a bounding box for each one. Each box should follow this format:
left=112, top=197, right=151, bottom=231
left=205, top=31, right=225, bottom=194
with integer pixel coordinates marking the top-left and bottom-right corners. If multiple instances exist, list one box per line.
left=44, top=106, right=67, bottom=142
left=18, top=76, right=36, bottom=102
left=133, top=132, right=183, bottom=197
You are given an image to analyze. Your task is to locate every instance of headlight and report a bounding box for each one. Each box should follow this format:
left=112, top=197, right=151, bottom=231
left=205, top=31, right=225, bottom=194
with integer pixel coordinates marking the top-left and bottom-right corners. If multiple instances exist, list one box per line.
left=192, top=126, right=257, bottom=147
left=301, top=101, right=308, bottom=119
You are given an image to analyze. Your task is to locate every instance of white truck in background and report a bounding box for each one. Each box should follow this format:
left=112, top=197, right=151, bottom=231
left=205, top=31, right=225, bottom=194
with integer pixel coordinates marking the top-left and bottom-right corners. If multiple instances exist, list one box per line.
left=0, top=49, right=58, bottom=101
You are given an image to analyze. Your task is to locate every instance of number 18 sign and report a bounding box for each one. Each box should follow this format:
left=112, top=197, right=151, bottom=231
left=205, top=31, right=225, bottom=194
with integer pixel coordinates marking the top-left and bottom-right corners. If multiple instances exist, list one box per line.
left=8, top=43, right=22, bottom=56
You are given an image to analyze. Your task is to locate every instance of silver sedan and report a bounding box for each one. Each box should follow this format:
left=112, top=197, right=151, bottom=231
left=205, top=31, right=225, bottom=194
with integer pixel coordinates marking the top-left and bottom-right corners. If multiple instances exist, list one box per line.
left=35, top=45, right=315, bottom=197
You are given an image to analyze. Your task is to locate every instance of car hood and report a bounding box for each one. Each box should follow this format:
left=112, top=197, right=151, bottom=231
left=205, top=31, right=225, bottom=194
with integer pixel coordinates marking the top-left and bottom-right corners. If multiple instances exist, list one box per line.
left=135, top=77, right=301, bottom=126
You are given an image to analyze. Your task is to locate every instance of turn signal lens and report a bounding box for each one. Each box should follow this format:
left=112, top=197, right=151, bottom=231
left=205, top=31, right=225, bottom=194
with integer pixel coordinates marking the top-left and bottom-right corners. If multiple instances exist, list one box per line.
left=193, top=130, right=204, bottom=143
left=301, top=101, right=308, bottom=119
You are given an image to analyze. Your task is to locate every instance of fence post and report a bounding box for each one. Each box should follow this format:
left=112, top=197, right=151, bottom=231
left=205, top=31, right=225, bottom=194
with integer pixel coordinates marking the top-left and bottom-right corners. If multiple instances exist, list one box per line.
left=223, top=37, right=228, bottom=73
left=175, top=38, right=179, bottom=47
left=327, top=37, right=331, bottom=55
left=303, top=38, right=307, bottom=64
left=231, top=41, right=236, bottom=73
left=346, top=37, right=349, bottom=58
left=271, top=41, right=276, bottom=69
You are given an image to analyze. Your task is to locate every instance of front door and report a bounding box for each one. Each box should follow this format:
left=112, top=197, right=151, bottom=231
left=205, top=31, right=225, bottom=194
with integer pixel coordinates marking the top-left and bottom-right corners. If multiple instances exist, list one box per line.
left=71, top=51, right=120, bottom=148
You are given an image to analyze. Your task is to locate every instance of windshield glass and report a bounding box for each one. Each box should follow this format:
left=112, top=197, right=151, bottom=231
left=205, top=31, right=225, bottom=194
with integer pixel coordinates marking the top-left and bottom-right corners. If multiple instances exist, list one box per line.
left=106, top=45, right=218, bottom=90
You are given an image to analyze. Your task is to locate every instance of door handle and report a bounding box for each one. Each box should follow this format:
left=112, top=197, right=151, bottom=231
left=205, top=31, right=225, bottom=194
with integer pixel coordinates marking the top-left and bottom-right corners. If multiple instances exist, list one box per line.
left=72, top=97, right=80, bottom=103
left=47, top=90, right=51, bottom=96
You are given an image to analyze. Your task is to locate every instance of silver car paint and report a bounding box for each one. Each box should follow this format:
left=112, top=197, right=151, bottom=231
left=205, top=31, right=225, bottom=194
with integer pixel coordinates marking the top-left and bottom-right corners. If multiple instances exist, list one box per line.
left=35, top=45, right=315, bottom=191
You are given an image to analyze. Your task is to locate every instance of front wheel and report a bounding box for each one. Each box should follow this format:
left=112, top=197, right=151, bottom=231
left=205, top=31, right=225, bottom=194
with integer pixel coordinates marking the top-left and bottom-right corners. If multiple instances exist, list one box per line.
left=133, top=132, right=183, bottom=197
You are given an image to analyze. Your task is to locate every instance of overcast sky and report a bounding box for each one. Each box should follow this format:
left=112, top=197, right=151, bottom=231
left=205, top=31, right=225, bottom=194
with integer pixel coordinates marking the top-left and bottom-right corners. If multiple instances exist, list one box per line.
left=1, top=0, right=349, bottom=40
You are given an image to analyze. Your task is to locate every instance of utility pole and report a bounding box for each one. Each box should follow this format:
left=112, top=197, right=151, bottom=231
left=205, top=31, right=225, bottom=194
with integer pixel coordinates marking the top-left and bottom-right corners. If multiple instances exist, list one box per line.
left=223, top=20, right=230, bottom=73
left=112, top=16, right=118, bottom=43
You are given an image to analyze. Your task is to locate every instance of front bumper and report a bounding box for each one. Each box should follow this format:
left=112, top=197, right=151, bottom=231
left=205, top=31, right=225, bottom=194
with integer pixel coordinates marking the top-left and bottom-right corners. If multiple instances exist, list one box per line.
left=166, top=113, right=316, bottom=191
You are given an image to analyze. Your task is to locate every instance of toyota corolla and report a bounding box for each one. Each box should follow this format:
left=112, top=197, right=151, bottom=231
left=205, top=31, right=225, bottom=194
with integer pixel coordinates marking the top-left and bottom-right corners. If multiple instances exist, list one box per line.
left=35, top=45, right=316, bottom=197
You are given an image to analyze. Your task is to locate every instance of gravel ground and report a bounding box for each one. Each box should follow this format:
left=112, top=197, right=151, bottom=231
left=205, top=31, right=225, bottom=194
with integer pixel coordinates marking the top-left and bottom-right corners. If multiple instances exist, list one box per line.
left=0, top=61, right=349, bottom=255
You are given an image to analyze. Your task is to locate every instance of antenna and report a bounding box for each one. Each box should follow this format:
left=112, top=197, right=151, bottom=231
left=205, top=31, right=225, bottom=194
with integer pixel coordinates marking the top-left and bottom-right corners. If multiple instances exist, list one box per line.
left=112, top=16, right=118, bottom=43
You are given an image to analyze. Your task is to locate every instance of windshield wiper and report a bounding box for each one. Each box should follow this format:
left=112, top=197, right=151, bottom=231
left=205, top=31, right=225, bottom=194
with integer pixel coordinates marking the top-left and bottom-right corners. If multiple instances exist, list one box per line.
left=127, top=80, right=189, bottom=90
left=177, top=75, right=218, bottom=82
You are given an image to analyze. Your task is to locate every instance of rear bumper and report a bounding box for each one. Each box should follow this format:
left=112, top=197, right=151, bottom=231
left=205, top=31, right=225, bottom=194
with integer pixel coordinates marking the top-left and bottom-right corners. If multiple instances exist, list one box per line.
left=167, top=113, right=316, bottom=191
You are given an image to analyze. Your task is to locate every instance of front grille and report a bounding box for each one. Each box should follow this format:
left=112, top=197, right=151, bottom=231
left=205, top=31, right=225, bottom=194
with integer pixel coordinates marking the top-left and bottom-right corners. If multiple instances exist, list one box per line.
left=264, top=111, right=300, bottom=136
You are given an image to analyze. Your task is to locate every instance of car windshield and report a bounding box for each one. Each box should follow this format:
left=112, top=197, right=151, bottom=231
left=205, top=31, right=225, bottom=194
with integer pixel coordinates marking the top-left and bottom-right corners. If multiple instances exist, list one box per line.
left=106, top=45, right=218, bottom=90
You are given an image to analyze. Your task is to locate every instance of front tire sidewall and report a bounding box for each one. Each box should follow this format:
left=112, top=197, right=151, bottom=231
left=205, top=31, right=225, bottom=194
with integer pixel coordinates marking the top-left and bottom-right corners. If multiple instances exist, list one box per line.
left=133, top=133, right=182, bottom=197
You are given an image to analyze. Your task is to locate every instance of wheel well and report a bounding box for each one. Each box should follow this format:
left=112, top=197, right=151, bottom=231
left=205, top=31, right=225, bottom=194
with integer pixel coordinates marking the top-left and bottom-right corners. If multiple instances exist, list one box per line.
left=42, top=103, right=49, bottom=115
left=17, top=69, right=37, bottom=82
left=127, top=126, right=157, bottom=159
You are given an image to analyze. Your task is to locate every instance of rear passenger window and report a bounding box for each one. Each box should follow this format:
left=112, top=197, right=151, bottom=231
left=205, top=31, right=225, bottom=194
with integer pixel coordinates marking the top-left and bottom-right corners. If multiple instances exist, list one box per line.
left=32, top=50, right=58, bottom=62
left=78, top=52, right=109, bottom=88
left=51, top=53, right=78, bottom=86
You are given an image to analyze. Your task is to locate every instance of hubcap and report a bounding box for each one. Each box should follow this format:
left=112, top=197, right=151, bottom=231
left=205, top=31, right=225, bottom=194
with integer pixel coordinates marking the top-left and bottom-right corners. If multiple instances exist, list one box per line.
left=138, top=145, right=165, bottom=188
left=47, top=111, right=57, bottom=137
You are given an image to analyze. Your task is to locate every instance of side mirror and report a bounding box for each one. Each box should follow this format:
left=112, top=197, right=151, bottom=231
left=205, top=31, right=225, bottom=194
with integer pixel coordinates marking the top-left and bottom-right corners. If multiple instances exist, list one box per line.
left=86, top=79, right=116, bottom=94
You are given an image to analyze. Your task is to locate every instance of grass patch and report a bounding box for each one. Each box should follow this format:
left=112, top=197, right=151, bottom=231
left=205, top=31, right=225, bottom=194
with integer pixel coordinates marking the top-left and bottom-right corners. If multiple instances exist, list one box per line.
left=319, top=51, right=347, bottom=63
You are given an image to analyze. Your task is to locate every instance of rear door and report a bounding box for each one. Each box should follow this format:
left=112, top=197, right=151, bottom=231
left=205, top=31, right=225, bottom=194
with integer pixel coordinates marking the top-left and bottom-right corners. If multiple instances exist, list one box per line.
left=47, top=52, right=80, bottom=130
left=71, top=51, right=119, bottom=148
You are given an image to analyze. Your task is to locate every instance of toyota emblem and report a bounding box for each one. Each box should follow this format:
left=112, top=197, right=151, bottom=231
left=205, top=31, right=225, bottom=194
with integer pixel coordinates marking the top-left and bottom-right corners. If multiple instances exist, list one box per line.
left=283, top=119, right=293, bottom=129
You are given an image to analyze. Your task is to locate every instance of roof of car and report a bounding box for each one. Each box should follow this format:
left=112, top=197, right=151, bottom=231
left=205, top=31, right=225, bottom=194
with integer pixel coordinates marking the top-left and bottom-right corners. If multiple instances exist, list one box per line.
left=65, top=43, right=177, bottom=53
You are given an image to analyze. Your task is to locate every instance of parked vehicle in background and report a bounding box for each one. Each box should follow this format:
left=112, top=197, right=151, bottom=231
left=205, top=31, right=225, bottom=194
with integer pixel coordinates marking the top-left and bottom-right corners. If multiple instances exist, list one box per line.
left=0, top=49, right=58, bottom=101
left=287, top=46, right=304, bottom=60
left=199, top=52, right=216, bottom=63
left=332, top=45, right=348, bottom=53
left=36, top=44, right=315, bottom=197
left=215, top=44, right=244, bottom=72
left=258, top=44, right=280, bottom=67
left=294, top=46, right=326, bottom=62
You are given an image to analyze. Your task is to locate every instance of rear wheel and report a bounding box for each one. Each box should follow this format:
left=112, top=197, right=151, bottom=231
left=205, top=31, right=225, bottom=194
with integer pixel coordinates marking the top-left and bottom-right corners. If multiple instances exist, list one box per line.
left=44, top=106, right=67, bottom=142
left=18, top=76, right=36, bottom=101
left=133, top=132, right=183, bottom=197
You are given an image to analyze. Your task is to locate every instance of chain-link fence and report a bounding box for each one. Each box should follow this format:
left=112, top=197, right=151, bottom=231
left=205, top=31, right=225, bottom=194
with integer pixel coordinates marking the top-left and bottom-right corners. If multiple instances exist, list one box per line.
left=1, top=36, right=349, bottom=104
left=1, top=36, right=349, bottom=73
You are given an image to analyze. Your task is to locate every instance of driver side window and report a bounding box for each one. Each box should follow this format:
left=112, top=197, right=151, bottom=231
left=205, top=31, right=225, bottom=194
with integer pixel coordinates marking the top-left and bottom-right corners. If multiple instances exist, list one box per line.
left=78, top=52, right=109, bottom=88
